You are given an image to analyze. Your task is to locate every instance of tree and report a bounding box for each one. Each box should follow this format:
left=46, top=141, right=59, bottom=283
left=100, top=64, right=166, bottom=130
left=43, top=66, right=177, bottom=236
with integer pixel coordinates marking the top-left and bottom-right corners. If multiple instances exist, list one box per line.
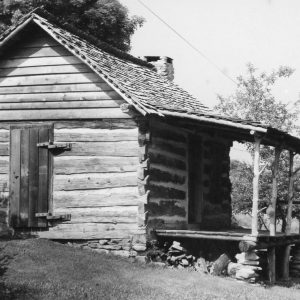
left=0, top=0, right=144, bottom=52
left=215, top=64, right=300, bottom=231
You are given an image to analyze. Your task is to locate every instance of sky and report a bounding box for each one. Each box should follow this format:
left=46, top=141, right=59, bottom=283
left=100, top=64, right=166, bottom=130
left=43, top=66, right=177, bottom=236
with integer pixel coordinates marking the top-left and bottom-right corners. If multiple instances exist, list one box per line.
left=121, top=0, right=300, bottom=110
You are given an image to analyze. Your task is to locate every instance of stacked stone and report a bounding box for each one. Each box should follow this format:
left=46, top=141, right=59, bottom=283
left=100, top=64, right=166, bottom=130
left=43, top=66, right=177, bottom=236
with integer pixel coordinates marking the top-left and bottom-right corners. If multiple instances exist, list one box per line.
left=68, top=238, right=147, bottom=259
left=166, top=241, right=196, bottom=269
left=227, top=251, right=261, bottom=283
left=290, top=244, right=300, bottom=277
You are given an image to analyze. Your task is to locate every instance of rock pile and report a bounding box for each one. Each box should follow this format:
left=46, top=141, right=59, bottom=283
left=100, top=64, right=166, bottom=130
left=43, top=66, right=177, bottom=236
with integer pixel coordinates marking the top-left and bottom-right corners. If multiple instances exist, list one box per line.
left=227, top=251, right=261, bottom=283
left=165, top=241, right=196, bottom=269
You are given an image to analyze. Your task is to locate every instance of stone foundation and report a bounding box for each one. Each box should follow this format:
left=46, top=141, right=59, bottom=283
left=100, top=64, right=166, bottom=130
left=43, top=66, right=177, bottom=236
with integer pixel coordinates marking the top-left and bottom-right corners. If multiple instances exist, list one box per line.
left=65, top=238, right=147, bottom=259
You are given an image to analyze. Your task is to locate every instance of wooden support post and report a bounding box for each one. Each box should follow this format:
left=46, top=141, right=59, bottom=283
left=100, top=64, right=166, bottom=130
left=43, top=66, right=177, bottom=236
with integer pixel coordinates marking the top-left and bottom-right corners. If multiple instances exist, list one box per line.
left=282, top=151, right=295, bottom=280
left=267, top=146, right=281, bottom=284
left=269, top=147, right=281, bottom=236
left=251, top=136, right=261, bottom=236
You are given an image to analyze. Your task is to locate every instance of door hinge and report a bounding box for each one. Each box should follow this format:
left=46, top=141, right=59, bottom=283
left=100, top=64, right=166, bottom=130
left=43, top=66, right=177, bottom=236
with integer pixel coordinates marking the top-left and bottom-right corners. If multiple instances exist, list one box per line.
left=37, top=142, right=72, bottom=151
left=35, top=213, right=71, bottom=221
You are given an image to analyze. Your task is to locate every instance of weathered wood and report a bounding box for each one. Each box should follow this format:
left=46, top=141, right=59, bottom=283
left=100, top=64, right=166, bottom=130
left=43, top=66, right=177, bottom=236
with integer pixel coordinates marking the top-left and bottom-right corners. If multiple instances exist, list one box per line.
left=54, top=206, right=138, bottom=223
left=54, top=120, right=137, bottom=130
left=0, top=157, right=9, bottom=174
left=53, top=172, right=137, bottom=191
left=0, top=100, right=124, bottom=110
left=0, top=56, right=82, bottom=68
left=53, top=187, right=139, bottom=208
left=54, top=156, right=138, bottom=174
left=0, top=91, right=121, bottom=102
left=28, top=128, right=39, bottom=227
left=37, top=127, right=51, bottom=227
left=36, top=222, right=139, bottom=239
left=0, top=108, right=132, bottom=120
left=8, top=45, right=71, bottom=58
left=0, top=73, right=101, bottom=87
left=251, top=137, right=261, bottom=236
left=55, top=128, right=138, bottom=142
left=0, top=130, right=9, bottom=142
left=210, top=254, right=231, bottom=276
left=0, top=143, right=9, bottom=155
left=269, top=147, right=281, bottom=236
left=282, top=151, right=295, bottom=280
left=0, top=64, right=90, bottom=77
left=0, top=174, right=9, bottom=192
left=19, top=129, right=30, bottom=227
left=148, top=152, right=186, bottom=170
left=0, top=83, right=112, bottom=94
left=239, top=240, right=257, bottom=252
left=268, top=247, right=276, bottom=283
left=57, top=141, right=138, bottom=157
left=9, top=129, right=21, bottom=227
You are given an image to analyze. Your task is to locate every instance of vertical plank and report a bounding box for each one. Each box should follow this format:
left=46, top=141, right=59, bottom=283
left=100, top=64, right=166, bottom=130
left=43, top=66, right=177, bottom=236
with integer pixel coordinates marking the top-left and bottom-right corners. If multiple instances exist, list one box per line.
left=9, top=129, right=21, bottom=227
left=251, top=136, right=261, bottom=236
left=282, top=151, right=295, bottom=280
left=48, top=126, right=54, bottom=215
left=37, top=127, right=49, bottom=227
left=19, top=129, right=30, bottom=227
left=268, top=247, right=276, bottom=284
left=28, top=128, right=39, bottom=227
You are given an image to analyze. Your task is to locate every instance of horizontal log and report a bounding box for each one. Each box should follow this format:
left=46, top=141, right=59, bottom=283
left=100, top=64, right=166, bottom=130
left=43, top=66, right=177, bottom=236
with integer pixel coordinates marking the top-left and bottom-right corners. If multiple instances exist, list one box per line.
left=58, top=141, right=138, bottom=156
left=0, top=83, right=112, bottom=94
left=0, top=64, right=90, bottom=77
left=53, top=187, right=139, bottom=208
left=0, top=158, right=9, bottom=174
left=150, top=163, right=187, bottom=177
left=0, top=100, right=124, bottom=110
left=0, top=56, right=82, bottom=68
left=148, top=152, right=186, bottom=170
left=0, top=91, right=122, bottom=103
left=54, top=128, right=138, bottom=142
left=147, top=201, right=186, bottom=217
left=0, top=131, right=9, bottom=142
left=151, top=127, right=187, bottom=143
left=0, top=174, right=9, bottom=192
left=149, top=167, right=186, bottom=185
left=151, top=137, right=186, bottom=156
left=8, top=45, right=71, bottom=58
left=54, top=156, right=138, bottom=174
left=0, top=73, right=101, bottom=87
left=0, top=143, right=9, bottom=156
left=54, top=206, right=138, bottom=223
left=35, top=223, right=139, bottom=239
left=53, top=172, right=137, bottom=191
left=54, top=119, right=137, bottom=130
left=149, top=148, right=185, bottom=161
left=148, top=184, right=186, bottom=200
left=0, top=108, right=132, bottom=120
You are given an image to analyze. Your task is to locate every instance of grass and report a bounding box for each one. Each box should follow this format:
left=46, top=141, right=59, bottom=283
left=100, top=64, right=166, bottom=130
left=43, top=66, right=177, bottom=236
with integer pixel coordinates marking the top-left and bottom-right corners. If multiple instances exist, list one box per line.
left=0, top=239, right=300, bottom=300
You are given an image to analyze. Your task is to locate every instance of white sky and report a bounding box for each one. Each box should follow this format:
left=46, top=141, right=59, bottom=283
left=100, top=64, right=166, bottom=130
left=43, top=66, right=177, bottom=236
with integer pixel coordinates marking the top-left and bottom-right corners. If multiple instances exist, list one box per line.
left=121, top=0, right=300, bottom=109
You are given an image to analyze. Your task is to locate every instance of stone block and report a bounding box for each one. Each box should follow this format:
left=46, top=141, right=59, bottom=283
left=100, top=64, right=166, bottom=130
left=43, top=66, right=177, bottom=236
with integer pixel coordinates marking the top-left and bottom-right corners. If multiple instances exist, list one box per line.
left=133, top=244, right=147, bottom=252
left=93, top=249, right=110, bottom=255
left=99, top=239, right=109, bottom=246
left=111, top=250, right=130, bottom=258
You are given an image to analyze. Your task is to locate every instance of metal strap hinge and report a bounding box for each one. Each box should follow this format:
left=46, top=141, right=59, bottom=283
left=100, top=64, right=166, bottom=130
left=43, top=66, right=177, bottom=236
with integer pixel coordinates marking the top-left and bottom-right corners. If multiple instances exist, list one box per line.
left=35, top=213, right=71, bottom=221
left=37, top=142, right=72, bottom=151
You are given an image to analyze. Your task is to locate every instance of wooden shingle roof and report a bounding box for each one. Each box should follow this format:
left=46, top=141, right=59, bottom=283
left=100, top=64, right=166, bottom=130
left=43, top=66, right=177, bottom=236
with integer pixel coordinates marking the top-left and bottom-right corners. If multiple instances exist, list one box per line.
left=2, top=11, right=300, bottom=152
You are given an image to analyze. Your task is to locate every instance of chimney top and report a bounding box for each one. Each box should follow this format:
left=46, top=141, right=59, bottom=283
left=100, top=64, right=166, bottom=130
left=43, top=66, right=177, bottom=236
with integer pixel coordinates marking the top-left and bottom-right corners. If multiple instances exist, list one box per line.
left=140, top=56, right=174, bottom=81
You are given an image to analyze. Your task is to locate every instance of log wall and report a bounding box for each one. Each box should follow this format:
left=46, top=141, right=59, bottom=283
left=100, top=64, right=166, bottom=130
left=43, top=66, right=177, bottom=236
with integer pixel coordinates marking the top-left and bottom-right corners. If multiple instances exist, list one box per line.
left=147, top=119, right=232, bottom=231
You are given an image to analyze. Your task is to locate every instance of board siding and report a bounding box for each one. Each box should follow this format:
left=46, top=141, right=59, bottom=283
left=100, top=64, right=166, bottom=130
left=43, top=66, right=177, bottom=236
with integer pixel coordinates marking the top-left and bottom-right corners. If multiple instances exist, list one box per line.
left=49, top=121, right=140, bottom=239
left=0, top=33, right=129, bottom=120
left=0, top=32, right=141, bottom=239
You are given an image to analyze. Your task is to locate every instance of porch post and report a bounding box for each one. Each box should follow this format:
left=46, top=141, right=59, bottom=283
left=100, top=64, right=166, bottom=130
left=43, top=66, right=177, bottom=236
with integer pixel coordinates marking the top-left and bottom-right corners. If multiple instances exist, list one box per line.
left=282, top=151, right=295, bottom=280
left=269, top=147, right=281, bottom=236
left=267, top=146, right=281, bottom=284
left=251, top=136, right=261, bottom=236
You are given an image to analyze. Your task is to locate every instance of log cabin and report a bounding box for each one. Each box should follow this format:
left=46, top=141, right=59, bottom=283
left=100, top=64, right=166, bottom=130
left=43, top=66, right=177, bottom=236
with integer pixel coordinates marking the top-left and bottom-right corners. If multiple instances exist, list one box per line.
left=0, top=10, right=300, bottom=281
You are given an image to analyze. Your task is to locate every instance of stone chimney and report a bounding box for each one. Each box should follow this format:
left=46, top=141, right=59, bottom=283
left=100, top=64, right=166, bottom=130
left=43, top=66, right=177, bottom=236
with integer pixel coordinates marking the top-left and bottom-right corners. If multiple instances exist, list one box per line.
left=140, top=56, right=174, bottom=81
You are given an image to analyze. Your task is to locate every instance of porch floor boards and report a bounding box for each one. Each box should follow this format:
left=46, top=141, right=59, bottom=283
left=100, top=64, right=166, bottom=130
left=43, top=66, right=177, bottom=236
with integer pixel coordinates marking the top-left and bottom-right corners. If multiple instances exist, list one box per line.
left=155, top=229, right=300, bottom=244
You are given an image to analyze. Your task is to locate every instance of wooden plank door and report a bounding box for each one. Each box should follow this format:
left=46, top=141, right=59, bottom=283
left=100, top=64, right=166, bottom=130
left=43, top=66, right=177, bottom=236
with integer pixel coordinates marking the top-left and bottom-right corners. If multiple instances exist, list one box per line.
left=9, top=125, right=53, bottom=228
